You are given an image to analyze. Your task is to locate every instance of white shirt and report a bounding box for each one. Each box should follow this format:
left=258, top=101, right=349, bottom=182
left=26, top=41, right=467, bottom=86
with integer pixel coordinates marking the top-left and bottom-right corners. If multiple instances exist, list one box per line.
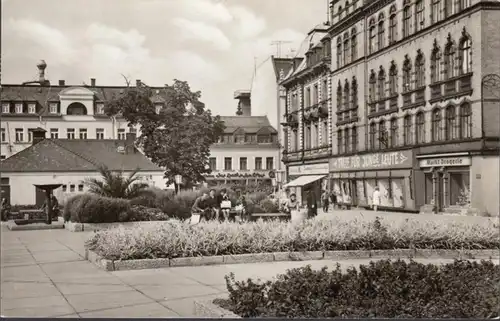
left=372, top=190, right=381, bottom=205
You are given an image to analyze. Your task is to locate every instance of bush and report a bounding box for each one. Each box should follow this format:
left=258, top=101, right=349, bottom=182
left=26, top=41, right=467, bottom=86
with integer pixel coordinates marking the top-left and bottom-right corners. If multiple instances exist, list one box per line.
left=220, top=259, right=500, bottom=318
left=66, top=194, right=131, bottom=223
left=85, top=216, right=500, bottom=261
left=129, top=205, right=169, bottom=221
left=63, top=195, right=85, bottom=222
left=130, top=187, right=175, bottom=209
left=259, top=198, right=279, bottom=213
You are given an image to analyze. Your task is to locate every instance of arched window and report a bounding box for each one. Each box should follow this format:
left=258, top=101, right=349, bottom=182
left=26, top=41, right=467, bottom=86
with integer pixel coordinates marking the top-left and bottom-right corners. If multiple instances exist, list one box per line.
left=343, top=33, right=350, bottom=64
left=444, top=35, right=457, bottom=79
left=351, top=77, right=358, bottom=109
left=369, top=122, right=377, bottom=150
left=432, top=0, right=444, bottom=23
left=369, top=70, right=376, bottom=102
left=389, top=6, right=397, bottom=44
left=403, top=0, right=412, bottom=37
left=403, top=55, right=412, bottom=92
left=459, top=103, right=472, bottom=138
left=337, top=129, right=343, bottom=153
left=337, top=82, right=343, bottom=111
left=389, top=62, right=398, bottom=95
left=344, top=127, right=350, bottom=153
left=378, top=67, right=386, bottom=100
left=390, top=117, right=398, bottom=147
left=379, top=120, right=388, bottom=149
left=416, top=111, right=426, bottom=144
left=456, top=0, right=471, bottom=11
left=343, top=80, right=350, bottom=110
left=67, top=102, right=88, bottom=115
left=431, top=41, right=442, bottom=83
left=459, top=31, right=472, bottom=74
left=415, top=0, right=425, bottom=32
left=431, top=108, right=443, bottom=141
left=351, top=28, right=358, bottom=60
left=403, top=114, right=413, bottom=145
left=415, top=50, right=425, bottom=88
left=378, top=13, right=385, bottom=49
left=369, top=18, right=377, bottom=54
left=445, top=106, right=458, bottom=140
left=337, top=37, right=343, bottom=68
left=351, top=126, right=358, bottom=151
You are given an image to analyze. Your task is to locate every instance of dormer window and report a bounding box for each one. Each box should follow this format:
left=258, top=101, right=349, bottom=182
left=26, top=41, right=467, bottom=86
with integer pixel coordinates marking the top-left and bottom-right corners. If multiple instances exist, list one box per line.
left=15, top=103, right=23, bottom=114
left=28, top=103, right=36, bottom=114
left=2, top=103, right=9, bottom=113
left=96, top=103, right=105, bottom=114
left=257, top=134, right=272, bottom=143
left=155, top=103, right=163, bottom=114
left=49, top=103, right=58, bottom=114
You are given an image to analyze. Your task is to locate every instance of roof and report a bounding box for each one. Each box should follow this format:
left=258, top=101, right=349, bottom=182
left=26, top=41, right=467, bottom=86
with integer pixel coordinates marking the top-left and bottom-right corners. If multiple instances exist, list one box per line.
left=1, top=139, right=163, bottom=173
left=272, top=57, right=294, bottom=82
left=220, top=116, right=277, bottom=134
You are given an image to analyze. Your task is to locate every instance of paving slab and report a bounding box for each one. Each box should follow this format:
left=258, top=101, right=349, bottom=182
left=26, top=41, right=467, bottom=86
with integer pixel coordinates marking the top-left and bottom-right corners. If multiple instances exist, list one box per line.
left=1, top=304, right=76, bottom=317
left=32, top=249, right=83, bottom=264
left=1, top=294, right=70, bottom=310
left=112, top=268, right=201, bottom=286
left=0, top=280, right=61, bottom=299
left=160, top=293, right=228, bottom=318
left=64, top=290, right=154, bottom=313
left=79, top=301, right=179, bottom=318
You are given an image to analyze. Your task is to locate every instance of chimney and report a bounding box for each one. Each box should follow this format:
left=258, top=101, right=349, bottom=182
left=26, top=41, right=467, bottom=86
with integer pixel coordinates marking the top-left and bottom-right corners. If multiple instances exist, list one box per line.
left=30, top=128, right=47, bottom=146
left=234, top=90, right=251, bottom=116
left=136, top=79, right=141, bottom=87
left=90, top=78, right=96, bottom=86
left=36, top=60, right=47, bottom=83
left=58, top=80, right=65, bottom=86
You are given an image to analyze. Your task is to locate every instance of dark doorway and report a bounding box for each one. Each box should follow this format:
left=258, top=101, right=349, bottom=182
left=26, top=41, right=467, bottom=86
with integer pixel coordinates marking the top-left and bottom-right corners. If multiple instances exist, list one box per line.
left=35, top=187, right=46, bottom=207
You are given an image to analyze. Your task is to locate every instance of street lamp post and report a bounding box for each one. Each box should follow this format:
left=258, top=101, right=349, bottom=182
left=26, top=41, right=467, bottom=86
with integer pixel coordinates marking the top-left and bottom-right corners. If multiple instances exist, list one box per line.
left=174, top=174, right=183, bottom=195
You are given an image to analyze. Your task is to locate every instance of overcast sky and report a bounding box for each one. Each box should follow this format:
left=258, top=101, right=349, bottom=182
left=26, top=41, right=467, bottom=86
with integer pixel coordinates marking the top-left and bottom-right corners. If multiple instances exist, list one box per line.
left=1, top=0, right=327, bottom=116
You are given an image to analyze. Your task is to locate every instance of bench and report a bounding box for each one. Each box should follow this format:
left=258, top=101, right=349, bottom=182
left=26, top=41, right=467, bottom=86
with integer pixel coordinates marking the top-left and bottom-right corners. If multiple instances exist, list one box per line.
left=19, top=209, right=46, bottom=220
left=250, top=213, right=290, bottom=222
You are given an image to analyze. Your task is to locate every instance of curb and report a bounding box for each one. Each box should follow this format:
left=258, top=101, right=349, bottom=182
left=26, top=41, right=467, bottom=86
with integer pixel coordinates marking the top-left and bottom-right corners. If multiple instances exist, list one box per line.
left=85, top=248, right=500, bottom=272
left=194, top=300, right=241, bottom=318
left=7, top=220, right=65, bottom=231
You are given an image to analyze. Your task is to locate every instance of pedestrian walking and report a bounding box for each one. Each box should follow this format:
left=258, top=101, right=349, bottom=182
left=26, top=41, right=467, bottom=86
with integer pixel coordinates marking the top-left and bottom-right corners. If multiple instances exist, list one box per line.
left=321, top=190, right=330, bottom=213
left=372, top=187, right=381, bottom=212
left=330, top=191, right=337, bottom=210
left=306, top=189, right=318, bottom=218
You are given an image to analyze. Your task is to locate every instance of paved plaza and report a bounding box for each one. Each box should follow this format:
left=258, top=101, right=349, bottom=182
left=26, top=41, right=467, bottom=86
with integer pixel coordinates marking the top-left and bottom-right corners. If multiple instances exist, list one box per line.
left=1, top=214, right=498, bottom=318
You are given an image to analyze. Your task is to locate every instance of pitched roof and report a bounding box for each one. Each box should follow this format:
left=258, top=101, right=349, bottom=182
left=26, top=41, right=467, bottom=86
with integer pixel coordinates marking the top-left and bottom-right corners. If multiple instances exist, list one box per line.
left=220, top=116, right=277, bottom=134
left=272, top=57, right=294, bottom=82
left=1, top=139, right=163, bottom=173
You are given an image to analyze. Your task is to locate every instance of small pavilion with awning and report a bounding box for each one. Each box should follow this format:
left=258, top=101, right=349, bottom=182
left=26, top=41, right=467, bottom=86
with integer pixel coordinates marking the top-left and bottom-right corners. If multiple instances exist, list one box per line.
left=283, top=174, right=326, bottom=205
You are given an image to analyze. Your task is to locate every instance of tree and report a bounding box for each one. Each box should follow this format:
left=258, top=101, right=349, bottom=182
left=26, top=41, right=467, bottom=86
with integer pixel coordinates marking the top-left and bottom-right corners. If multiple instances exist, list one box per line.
left=105, top=79, right=225, bottom=188
left=84, top=166, right=151, bottom=199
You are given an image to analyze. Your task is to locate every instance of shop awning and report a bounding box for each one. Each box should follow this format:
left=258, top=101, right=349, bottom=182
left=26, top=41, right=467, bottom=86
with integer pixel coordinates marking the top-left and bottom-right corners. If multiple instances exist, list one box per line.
left=283, top=175, right=326, bottom=188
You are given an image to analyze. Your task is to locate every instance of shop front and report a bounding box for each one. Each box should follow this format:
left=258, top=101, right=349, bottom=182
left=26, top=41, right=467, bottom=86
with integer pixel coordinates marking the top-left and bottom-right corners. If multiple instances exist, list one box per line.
left=284, top=163, right=329, bottom=205
left=204, top=171, right=273, bottom=187
left=417, top=153, right=472, bottom=212
left=329, top=150, right=416, bottom=211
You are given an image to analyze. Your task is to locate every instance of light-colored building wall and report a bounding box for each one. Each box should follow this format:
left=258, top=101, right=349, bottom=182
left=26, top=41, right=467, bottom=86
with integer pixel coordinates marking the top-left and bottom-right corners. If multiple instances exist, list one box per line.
left=470, top=155, right=500, bottom=216
left=208, top=147, right=279, bottom=172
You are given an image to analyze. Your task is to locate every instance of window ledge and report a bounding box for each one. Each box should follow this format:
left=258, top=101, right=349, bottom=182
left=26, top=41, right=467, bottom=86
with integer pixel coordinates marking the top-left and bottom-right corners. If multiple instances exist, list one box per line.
left=428, top=90, right=473, bottom=104
left=368, top=107, right=398, bottom=119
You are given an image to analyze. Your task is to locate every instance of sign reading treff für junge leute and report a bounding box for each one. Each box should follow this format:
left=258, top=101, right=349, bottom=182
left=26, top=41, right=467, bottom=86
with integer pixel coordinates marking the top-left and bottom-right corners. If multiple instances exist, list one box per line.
left=329, top=150, right=413, bottom=172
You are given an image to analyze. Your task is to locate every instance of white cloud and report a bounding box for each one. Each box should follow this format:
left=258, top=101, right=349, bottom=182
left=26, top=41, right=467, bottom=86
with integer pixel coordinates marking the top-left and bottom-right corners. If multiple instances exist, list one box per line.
left=179, top=0, right=233, bottom=23
left=172, top=18, right=231, bottom=51
left=168, top=50, right=223, bottom=83
left=229, top=6, right=266, bottom=38
left=85, top=23, right=146, bottom=49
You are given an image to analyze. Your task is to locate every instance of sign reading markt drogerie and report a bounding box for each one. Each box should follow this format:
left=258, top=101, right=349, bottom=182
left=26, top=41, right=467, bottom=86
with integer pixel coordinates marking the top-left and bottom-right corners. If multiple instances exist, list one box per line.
left=329, top=150, right=413, bottom=172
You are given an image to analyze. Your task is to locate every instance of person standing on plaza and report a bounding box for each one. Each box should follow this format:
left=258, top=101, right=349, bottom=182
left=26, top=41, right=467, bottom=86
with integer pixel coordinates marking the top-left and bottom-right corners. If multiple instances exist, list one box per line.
left=321, top=190, right=330, bottom=213
left=306, top=189, right=318, bottom=218
left=372, top=187, right=381, bottom=212
left=330, top=190, right=338, bottom=210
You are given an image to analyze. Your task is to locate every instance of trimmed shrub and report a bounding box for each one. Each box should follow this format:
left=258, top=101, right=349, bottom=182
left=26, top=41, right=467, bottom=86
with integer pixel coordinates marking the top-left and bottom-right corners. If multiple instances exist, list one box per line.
left=85, top=216, right=500, bottom=261
left=129, top=205, right=169, bottom=221
left=67, top=194, right=131, bottom=223
left=220, top=259, right=500, bottom=318
left=63, top=194, right=85, bottom=222
left=259, top=198, right=279, bottom=213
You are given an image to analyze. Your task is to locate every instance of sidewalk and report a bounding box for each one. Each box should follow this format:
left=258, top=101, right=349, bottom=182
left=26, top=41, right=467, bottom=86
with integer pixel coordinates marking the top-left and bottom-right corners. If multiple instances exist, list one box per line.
left=1, top=226, right=498, bottom=317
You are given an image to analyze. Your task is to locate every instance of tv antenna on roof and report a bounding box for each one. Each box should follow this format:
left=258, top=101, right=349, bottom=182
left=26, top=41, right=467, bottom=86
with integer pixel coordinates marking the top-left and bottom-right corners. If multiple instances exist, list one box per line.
left=270, top=40, right=293, bottom=58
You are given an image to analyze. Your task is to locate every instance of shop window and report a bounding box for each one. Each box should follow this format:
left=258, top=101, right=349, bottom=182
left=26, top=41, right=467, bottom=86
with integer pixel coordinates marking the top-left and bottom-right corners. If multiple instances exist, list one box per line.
left=424, top=173, right=434, bottom=204
left=391, top=178, right=405, bottom=208
left=431, top=108, right=443, bottom=141
left=378, top=179, right=392, bottom=207
left=365, top=179, right=377, bottom=206
left=356, top=179, right=367, bottom=205
left=449, top=171, right=470, bottom=206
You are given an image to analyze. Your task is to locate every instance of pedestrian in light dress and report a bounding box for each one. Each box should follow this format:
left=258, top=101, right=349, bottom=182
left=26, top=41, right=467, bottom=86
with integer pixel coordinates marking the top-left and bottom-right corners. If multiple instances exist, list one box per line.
left=372, top=187, right=381, bottom=212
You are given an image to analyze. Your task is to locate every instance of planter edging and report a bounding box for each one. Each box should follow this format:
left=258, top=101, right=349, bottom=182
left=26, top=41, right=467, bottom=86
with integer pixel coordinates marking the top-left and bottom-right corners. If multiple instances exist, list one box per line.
left=7, top=220, right=64, bottom=231
left=194, top=300, right=241, bottom=318
left=64, top=221, right=84, bottom=232
left=85, top=248, right=499, bottom=272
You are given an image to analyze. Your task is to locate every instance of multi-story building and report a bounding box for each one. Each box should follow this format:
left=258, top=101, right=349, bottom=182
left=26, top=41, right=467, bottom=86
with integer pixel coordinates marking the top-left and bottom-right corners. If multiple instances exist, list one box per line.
left=203, top=92, right=280, bottom=186
left=282, top=0, right=500, bottom=215
left=0, top=60, right=166, bottom=159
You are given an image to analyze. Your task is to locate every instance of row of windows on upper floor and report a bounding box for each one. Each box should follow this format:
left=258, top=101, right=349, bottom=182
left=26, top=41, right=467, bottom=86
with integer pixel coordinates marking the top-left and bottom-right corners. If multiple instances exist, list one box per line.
left=335, top=0, right=472, bottom=69
left=208, top=156, right=274, bottom=171
left=0, top=127, right=136, bottom=143
left=217, top=133, right=278, bottom=144
left=285, top=102, right=472, bottom=155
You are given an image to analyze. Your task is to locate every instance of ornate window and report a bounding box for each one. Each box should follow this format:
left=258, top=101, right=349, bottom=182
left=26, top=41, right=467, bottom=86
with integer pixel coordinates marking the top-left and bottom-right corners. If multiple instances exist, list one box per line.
left=403, top=0, right=412, bottom=37
left=402, top=55, right=412, bottom=92
left=379, top=120, right=388, bottom=149
left=415, top=50, right=425, bottom=87
left=369, top=122, right=377, bottom=150
left=378, top=13, right=385, bottom=49
left=403, top=114, right=413, bottom=145
left=369, top=18, right=377, bottom=54
left=455, top=0, right=471, bottom=11
left=390, top=117, right=398, bottom=147
left=343, top=80, right=350, bottom=110
left=351, top=77, right=358, bottom=109
left=343, top=33, right=350, bottom=65
left=337, top=82, right=343, bottom=110
left=416, top=111, right=426, bottom=144
left=445, top=106, right=458, bottom=140
left=430, top=41, right=442, bottom=83
left=378, top=67, right=386, bottom=100
left=369, top=70, right=376, bottom=102
left=351, top=28, right=357, bottom=60
left=415, top=0, right=425, bottom=32
left=431, top=108, right=443, bottom=141
left=351, top=126, right=358, bottom=151
left=337, top=129, right=343, bottom=154
left=432, top=0, right=443, bottom=23
left=389, top=62, right=398, bottom=95
left=459, top=103, right=472, bottom=138
left=388, top=6, right=397, bottom=44
left=444, top=34, right=457, bottom=80
left=337, top=37, right=342, bottom=68
left=344, top=127, right=350, bottom=153
left=459, top=30, right=472, bottom=75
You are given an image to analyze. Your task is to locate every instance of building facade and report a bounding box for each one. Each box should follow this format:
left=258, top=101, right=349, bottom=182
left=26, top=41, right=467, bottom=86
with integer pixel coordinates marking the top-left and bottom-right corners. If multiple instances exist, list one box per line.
left=282, top=0, right=500, bottom=215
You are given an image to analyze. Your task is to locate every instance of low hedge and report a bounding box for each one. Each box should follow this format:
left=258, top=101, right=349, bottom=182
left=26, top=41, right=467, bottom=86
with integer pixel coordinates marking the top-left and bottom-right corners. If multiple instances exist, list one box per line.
left=217, top=259, right=500, bottom=318
left=85, top=216, right=500, bottom=260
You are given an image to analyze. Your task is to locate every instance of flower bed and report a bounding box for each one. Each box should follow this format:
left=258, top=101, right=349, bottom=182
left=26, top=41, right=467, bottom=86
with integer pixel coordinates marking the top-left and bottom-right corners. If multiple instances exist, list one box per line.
left=217, top=259, right=500, bottom=318
left=85, top=216, right=500, bottom=261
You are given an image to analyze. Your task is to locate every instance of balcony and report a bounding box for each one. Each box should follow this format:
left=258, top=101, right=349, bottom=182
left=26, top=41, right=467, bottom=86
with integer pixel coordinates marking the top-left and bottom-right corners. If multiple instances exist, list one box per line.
left=282, top=150, right=302, bottom=162
left=281, top=112, right=299, bottom=127
left=318, top=101, right=329, bottom=118
left=429, top=73, right=473, bottom=103
left=402, top=86, right=426, bottom=110
left=444, top=78, right=457, bottom=95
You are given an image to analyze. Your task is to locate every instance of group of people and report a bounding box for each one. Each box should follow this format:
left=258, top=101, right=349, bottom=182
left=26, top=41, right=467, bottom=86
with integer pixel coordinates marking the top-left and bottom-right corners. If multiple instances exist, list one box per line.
left=1, top=194, right=60, bottom=221
left=191, top=188, right=247, bottom=222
